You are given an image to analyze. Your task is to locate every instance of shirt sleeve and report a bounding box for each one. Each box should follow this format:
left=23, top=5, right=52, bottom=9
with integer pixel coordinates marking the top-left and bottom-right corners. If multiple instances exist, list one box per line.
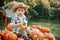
left=23, top=17, right=28, bottom=26
left=10, top=17, right=16, bottom=25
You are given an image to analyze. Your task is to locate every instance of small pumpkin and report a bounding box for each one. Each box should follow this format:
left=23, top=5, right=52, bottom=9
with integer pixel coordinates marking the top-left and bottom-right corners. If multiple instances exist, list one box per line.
left=32, top=25, right=37, bottom=29
left=19, top=25, right=26, bottom=30
left=37, top=33, right=44, bottom=39
left=30, top=32, right=37, bottom=40
left=34, top=29, right=44, bottom=39
left=7, top=24, right=13, bottom=31
left=29, top=28, right=38, bottom=40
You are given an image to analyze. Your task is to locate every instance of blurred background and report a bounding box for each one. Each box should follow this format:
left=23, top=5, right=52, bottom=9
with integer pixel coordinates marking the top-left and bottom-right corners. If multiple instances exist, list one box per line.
left=0, top=0, right=60, bottom=40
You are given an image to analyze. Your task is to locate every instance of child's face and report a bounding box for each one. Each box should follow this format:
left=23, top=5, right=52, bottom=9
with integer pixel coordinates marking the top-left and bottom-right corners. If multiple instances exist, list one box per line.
left=16, top=8, right=25, bottom=16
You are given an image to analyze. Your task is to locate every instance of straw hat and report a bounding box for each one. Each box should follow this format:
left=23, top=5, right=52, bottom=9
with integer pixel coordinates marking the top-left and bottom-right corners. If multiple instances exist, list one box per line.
left=11, top=2, right=29, bottom=13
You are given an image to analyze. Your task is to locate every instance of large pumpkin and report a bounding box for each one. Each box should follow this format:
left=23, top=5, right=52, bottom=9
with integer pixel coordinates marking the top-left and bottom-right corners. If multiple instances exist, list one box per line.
left=44, top=33, right=55, bottom=40
left=32, top=25, right=51, bottom=33
left=0, top=30, right=7, bottom=36
left=3, top=32, right=9, bottom=40
left=3, top=32, right=17, bottom=40
left=0, top=36, right=1, bottom=38
left=8, top=33, right=17, bottom=40
left=0, top=30, right=9, bottom=40
left=7, top=24, right=13, bottom=31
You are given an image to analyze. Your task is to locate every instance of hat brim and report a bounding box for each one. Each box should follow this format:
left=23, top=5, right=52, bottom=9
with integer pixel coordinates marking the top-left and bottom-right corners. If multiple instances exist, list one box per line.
left=11, top=5, right=29, bottom=13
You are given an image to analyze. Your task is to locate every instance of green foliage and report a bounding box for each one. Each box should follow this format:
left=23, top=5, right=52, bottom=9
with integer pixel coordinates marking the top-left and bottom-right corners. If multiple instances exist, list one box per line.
left=2, top=0, right=60, bottom=22
left=50, top=0, right=60, bottom=8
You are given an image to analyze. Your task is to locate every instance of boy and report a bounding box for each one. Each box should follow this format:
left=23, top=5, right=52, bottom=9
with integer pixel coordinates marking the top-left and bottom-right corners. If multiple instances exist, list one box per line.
left=10, top=2, right=29, bottom=40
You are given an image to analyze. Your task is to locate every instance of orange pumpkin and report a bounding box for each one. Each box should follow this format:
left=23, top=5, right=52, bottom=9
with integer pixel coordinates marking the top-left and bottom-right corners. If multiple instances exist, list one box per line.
left=3, top=32, right=17, bottom=40
left=1, top=30, right=7, bottom=36
left=0, top=36, right=1, bottom=39
left=37, top=32, right=44, bottom=39
left=7, top=24, right=13, bottom=31
left=0, top=30, right=9, bottom=40
left=32, top=25, right=51, bottom=33
left=3, top=32, right=9, bottom=40
left=32, top=25, right=37, bottom=29
left=33, top=28, right=44, bottom=39
left=8, top=33, right=17, bottom=40
left=30, top=32, right=37, bottom=40
left=1, top=31, right=17, bottom=40
left=0, top=31, right=1, bottom=36
left=19, top=25, right=26, bottom=30
left=37, top=26, right=51, bottom=33
left=44, top=33, right=55, bottom=40
left=29, top=28, right=38, bottom=40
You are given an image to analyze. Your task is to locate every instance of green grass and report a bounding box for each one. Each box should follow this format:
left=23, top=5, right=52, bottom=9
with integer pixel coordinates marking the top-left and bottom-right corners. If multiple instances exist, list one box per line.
left=28, top=19, right=60, bottom=40
left=0, top=24, right=5, bottom=30
left=0, top=19, right=60, bottom=40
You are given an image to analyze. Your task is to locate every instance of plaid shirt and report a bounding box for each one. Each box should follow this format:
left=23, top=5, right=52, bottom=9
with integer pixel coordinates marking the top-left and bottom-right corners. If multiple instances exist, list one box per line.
left=10, top=14, right=28, bottom=26
left=10, top=14, right=28, bottom=36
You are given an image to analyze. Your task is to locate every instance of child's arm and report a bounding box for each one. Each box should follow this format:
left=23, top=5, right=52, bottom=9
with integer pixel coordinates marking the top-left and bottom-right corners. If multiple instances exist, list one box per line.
left=23, top=17, right=28, bottom=27
left=10, top=17, right=22, bottom=28
left=12, top=23, right=22, bottom=27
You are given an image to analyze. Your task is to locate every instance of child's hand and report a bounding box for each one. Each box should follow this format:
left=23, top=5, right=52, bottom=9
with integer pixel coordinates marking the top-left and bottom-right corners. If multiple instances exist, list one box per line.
left=17, top=23, right=21, bottom=26
left=12, top=23, right=23, bottom=27
left=17, top=23, right=23, bottom=26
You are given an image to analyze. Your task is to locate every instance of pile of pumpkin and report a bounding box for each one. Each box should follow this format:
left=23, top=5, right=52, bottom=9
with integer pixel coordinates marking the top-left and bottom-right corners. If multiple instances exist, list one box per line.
left=0, top=24, right=55, bottom=40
